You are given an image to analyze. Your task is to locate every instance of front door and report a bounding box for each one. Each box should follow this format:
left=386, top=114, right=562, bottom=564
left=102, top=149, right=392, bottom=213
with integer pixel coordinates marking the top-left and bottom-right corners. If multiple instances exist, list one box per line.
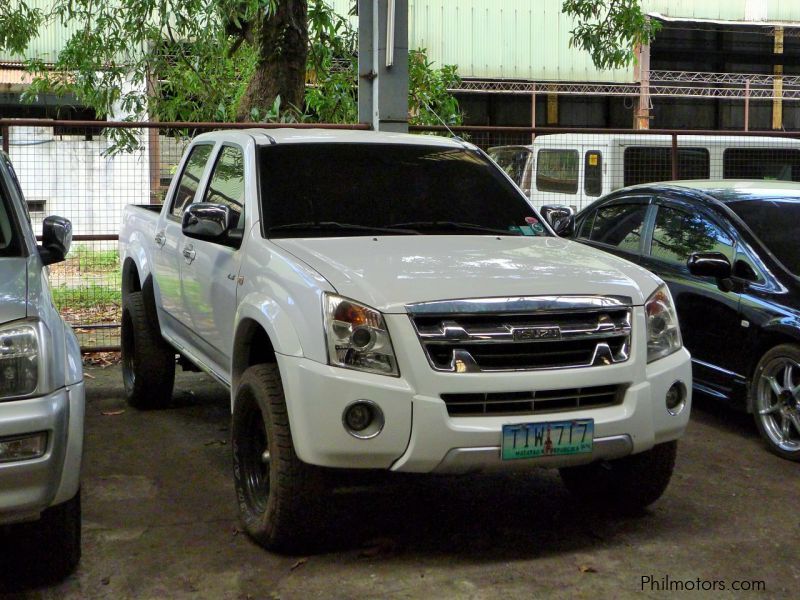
left=180, top=144, right=247, bottom=372
left=640, top=200, right=743, bottom=397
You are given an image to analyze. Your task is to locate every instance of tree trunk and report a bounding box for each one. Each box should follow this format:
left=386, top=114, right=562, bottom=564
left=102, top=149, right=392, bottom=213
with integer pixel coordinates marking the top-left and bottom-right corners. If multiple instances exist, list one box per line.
left=237, top=0, right=308, bottom=121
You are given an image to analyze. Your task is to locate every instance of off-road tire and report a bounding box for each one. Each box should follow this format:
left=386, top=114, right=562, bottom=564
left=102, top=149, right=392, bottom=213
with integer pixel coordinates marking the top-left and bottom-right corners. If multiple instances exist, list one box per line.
left=559, top=440, right=678, bottom=514
left=232, top=364, right=326, bottom=554
left=121, top=291, right=175, bottom=409
left=35, top=490, right=81, bottom=582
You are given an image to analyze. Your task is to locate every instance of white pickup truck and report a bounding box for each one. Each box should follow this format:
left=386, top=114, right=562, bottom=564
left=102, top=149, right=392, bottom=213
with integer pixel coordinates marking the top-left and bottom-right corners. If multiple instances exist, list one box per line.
left=119, top=129, right=692, bottom=552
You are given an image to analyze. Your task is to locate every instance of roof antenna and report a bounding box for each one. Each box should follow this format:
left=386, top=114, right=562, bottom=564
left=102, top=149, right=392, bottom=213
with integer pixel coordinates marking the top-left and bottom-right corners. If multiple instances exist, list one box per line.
left=419, top=97, right=466, bottom=145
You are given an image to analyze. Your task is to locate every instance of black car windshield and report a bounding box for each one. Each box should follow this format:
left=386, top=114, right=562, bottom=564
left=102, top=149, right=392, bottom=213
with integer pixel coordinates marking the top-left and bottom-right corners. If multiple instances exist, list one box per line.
left=727, top=197, right=800, bottom=276
left=259, top=143, right=548, bottom=238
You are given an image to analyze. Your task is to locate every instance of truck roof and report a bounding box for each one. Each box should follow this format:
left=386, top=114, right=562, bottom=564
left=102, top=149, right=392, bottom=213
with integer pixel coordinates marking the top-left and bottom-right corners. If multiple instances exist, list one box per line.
left=193, top=128, right=472, bottom=149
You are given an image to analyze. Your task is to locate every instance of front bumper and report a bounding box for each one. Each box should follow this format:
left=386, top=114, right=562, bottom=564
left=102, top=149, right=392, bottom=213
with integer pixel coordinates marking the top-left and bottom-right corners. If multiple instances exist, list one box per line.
left=278, top=340, right=692, bottom=473
left=0, top=382, right=85, bottom=524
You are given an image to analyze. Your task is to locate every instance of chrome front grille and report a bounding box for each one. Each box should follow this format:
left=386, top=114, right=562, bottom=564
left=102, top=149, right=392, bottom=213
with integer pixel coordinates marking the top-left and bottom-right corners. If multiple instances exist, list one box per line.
left=406, top=296, right=632, bottom=373
left=441, top=384, right=624, bottom=416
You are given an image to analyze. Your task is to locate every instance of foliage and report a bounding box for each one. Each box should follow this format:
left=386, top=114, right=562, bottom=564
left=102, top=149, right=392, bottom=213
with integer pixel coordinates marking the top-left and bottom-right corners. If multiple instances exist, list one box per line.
left=562, top=0, right=660, bottom=70
left=1, top=1, right=43, bottom=55
left=408, top=49, right=461, bottom=127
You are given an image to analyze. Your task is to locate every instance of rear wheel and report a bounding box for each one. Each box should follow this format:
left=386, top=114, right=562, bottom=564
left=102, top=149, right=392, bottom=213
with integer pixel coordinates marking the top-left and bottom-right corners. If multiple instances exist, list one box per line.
left=121, top=291, right=175, bottom=409
left=559, top=441, right=678, bottom=514
left=751, top=344, right=800, bottom=461
left=232, top=364, right=326, bottom=553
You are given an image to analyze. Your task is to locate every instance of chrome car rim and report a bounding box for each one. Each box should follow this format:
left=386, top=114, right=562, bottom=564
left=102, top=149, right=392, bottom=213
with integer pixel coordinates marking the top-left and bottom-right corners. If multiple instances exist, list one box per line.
left=756, top=357, right=800, bottom=453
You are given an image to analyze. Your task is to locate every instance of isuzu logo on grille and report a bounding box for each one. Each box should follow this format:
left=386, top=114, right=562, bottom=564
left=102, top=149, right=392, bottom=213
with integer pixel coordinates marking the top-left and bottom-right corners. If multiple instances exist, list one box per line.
left=511, top=326, right=561, bottom=341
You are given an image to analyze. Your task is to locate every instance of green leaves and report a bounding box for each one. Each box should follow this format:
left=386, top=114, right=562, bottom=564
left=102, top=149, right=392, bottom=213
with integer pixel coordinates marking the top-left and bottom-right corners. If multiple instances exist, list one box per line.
left=408, top=49, right=462, bottom=127
left=562, top=0, right=660, bottom=70
left=0, top=1, right=44, bottom=55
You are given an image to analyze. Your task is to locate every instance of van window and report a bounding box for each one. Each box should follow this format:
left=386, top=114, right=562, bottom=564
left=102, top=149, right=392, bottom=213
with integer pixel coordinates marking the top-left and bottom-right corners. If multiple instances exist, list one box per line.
left=623, top=147, right=710, bottom=186
left=536, top=149, right=579, bottom=194
left=584, top=151, right=602, bottom=197
left=723, top=148, right=800, bottom=181
left=489, top=147, right=532, bottom=189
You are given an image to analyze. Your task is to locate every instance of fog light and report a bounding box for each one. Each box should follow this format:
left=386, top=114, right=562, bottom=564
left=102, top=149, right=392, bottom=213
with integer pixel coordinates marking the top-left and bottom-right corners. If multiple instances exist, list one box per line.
left=0, top=432, right=47, bottom=463
left=665, top=382, right=686, bottom=416
left=343, top=400, right=384, bottom=439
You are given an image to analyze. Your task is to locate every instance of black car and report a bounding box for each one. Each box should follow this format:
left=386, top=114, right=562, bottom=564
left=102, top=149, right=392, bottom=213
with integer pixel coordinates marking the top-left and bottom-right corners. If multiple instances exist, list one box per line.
left=570, top=180, right=800, bottom=461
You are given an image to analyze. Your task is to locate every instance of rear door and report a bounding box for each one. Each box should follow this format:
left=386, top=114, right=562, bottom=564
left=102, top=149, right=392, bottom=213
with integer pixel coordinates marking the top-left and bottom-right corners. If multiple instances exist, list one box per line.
left=639, top=196, right=743, bottom=396
left=152, top=143, right=214, bottom=335
left=180, top=143, right=247, bottom=372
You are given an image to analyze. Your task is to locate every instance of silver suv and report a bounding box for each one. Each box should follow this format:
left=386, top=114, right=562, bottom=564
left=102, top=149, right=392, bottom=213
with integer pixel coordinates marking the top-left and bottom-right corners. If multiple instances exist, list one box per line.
left=0, top=151, right=84, bottom=579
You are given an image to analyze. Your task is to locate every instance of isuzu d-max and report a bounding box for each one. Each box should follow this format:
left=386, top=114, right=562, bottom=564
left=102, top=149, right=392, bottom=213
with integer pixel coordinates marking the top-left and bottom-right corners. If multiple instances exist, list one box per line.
left=0, top=150, right=83, bottom=578
left=119, top=129, right=691, bottom=552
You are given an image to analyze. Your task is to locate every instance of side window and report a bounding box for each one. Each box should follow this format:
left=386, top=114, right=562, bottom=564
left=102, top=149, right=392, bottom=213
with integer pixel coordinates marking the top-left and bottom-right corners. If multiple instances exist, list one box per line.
left=203, top=146, right=245, bottom=229
left=623, top=147, right=710, bottom=186
left=584, top=150, right=602, bottom=197
left=577, top=211, right=595, bottom=239
left=536, top=149, right=579, bottom=194
left=723, top=148, right=800, bottom=181
left=650, top=206, right=734, bottom=267
left=588, top=203, right=648, bottom=253
left=170, top=144, right=214, bottom=218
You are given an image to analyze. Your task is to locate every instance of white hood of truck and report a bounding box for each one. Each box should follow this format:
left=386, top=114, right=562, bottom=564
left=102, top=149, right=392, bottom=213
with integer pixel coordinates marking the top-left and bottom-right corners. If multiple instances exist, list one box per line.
left=272, top=236, right=663, bottom=313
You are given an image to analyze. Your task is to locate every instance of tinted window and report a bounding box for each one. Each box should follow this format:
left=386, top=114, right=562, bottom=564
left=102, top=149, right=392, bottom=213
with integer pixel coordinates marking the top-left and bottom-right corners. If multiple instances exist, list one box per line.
left=723, top=148, right=800, bottom=181
left=259, top=144, right=547, bottom=238
left=728, top=197, right=800, bottom=276
left=536, top=149, right=578, bottom=194
left=584, top=151, right=602, bottom=197
left=650, top=206, right=734, bottom=266
left=623, top=147, right=710, bottom=186
left=204, top=146, right=245, bottom=228
left=171, top=144, right=213, bottom=218
left=589, top=203, right=648, bottom=252
left=0, top=155, right=23, bottom=256
left=0, top=182, right=18, bottom=253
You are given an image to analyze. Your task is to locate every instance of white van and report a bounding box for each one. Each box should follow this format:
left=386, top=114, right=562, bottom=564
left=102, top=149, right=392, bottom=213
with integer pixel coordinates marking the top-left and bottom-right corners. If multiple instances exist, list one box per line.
left=489, top=133, right=800, bottom=211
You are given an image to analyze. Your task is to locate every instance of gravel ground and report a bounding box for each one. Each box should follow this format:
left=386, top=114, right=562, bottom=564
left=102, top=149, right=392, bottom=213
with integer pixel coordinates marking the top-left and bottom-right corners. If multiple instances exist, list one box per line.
left=1, top=364, right=798, bottom=599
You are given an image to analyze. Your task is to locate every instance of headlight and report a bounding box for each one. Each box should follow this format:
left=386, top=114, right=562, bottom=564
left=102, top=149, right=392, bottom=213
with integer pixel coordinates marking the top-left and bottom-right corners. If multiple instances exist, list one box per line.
left=324, top=294, right=399, bottom=376
left=645, top=284, right=682, bottom=363
left=0, top=322, right=41, bottom=399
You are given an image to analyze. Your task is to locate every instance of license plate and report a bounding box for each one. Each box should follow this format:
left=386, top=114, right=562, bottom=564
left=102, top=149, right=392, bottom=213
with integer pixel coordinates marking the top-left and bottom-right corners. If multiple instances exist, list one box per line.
left=501, top=419, right=594, bottom=460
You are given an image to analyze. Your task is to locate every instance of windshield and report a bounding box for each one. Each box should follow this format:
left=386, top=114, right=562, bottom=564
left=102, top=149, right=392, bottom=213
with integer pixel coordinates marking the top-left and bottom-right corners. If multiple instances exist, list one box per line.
left=488, top=147, right=532, bottom=187
left=727, top=197, right=800, bottom=276
left=259, top=143, right=548, bottom=238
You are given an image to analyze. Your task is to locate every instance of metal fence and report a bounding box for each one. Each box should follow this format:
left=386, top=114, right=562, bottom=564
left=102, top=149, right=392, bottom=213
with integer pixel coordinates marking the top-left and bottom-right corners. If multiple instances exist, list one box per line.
left=2, top=118, right=800, bottom=352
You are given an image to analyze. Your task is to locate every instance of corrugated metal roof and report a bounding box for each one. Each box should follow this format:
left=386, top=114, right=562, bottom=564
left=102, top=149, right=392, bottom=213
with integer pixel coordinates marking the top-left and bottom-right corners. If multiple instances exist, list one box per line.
left=0, top=67, right=34, bottom=91
left=644, top=0, right=800, bottom=23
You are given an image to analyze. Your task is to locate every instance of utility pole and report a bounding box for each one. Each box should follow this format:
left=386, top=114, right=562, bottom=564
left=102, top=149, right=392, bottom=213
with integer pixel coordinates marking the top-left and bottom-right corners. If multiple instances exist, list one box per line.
left=358, top=0, right=409, bottom=132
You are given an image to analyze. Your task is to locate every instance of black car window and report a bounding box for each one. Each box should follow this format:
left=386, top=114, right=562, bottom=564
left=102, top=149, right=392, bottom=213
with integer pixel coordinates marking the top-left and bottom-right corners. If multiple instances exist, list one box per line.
left=723, top=148, right=800, bottom=182
left=584, top=151, right=602, bottom=197
left=170, top=144, right=214, bottom=218
left=727, top=197, right=800, bottom=277
left=650, top=205, right=734, bottom=267
left=588, top=203, right=648, bottom=253
left=536, top=149, right=579, bottom=194
left=623, top=147, right=710, bottom=186
left=203, top=145, right=245, bottom=230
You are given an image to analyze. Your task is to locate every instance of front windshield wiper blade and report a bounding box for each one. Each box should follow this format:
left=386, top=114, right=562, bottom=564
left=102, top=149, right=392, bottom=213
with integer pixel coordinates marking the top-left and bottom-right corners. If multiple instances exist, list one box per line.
left=386, top=221, right=521, bottom=235
left=268, top=221, right=420, bottom=235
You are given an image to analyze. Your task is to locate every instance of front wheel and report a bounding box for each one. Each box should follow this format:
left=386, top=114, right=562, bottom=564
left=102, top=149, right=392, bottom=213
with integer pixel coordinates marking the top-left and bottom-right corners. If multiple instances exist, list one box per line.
left=231, top=364, right=326, bottom=553
left=751, top=344, right=800, bottom=461
left=559, top=440, right=678, bottom=514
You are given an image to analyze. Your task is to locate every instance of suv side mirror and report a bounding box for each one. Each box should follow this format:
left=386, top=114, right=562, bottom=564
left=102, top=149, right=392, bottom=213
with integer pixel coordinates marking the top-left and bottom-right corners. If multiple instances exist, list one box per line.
left=39, top=216, right=72, bottom=266
left=687, top=252, right=734, bottom=290
left=182, top=203, right=241, bottom=246
left=540, top=205, right=576, bottom=236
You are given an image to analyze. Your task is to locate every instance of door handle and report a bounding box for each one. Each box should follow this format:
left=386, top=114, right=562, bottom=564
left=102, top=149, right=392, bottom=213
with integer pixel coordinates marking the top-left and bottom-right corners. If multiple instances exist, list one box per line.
left=182, top=245, right=196, bottom=262
left=154, top=231, right=166, bottom=247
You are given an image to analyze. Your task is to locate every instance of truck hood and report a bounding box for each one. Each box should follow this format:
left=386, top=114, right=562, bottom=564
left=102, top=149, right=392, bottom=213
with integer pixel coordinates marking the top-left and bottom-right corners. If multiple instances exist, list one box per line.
left=0, top=258, right=29, bottom=323
left=271, top=236, right=663, bottom=313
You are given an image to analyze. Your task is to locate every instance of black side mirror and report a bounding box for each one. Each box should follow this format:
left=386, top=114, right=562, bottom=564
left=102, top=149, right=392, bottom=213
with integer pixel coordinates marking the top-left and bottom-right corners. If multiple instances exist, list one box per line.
left=687, top=252, right=734, bottom=290
left=182, top=203, right=240, bottom=246
left=540, top=205, right=576, bottom=236
left=39, top=216, right=72, bottom=266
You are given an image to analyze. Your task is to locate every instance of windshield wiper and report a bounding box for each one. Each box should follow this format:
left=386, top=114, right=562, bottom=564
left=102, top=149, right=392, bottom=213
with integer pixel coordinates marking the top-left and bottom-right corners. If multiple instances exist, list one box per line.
left=268, top=221, right=420, bottom=235
left=386, top=221, right=521, bottom=235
